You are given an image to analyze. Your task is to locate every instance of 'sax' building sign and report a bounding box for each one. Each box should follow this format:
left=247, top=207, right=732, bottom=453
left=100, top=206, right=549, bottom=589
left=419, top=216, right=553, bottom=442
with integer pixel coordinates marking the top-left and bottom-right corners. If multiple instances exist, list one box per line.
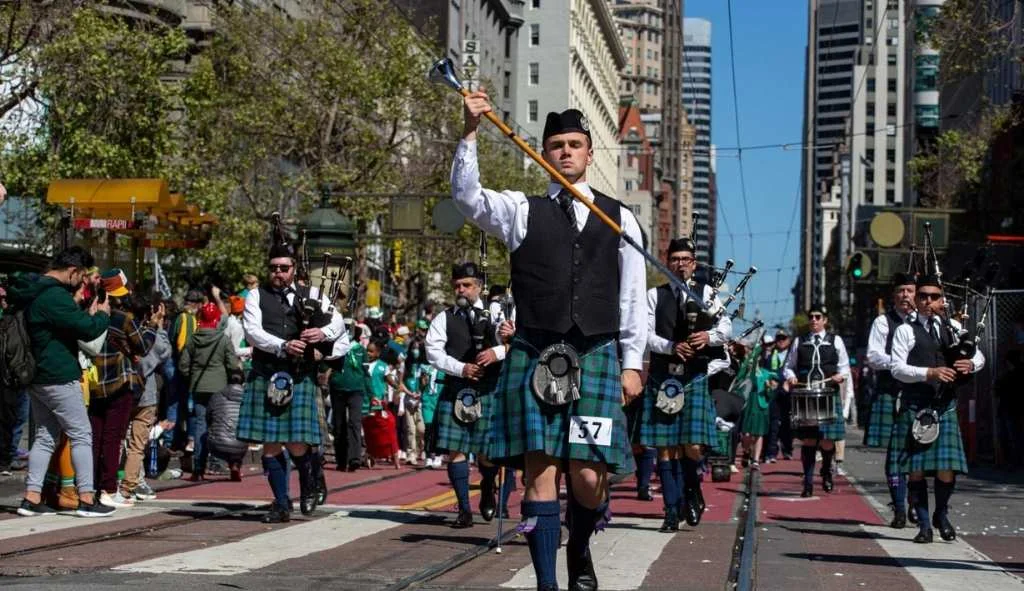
left=462, top=39, right=479, bottom=91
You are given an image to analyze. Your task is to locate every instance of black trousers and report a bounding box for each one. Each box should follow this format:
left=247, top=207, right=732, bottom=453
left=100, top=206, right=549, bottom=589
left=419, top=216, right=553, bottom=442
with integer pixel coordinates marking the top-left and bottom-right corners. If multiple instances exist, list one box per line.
left=770, top=390, right=793, bottom=457
left=329, top=389, right=364, bottom=468
left=0, top=386, right=17, bottom=469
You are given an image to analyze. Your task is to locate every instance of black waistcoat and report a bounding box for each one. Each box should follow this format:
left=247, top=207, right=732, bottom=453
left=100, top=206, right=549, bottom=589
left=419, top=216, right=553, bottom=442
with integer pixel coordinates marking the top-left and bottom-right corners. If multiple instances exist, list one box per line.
left=650, top=282, right=713, bottom=375
left=795, top=332, right=839, bottom=381
left=875, top=310, right=904, bottom=392
left=510, top=190, right=621, bottom=337
left=902, top=318, right=953, bottom=406
left=443, top=306, right=500, bottom=381
left=252, top=285, right=302, bottom=376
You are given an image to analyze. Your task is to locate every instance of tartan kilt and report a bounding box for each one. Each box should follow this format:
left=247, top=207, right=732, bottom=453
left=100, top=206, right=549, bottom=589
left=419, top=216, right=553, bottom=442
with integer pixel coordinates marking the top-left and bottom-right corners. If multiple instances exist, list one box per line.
left=864, top=391, right=897, bottom=448
left=236, top=372, right=322, bottom=445
left=623, top=396, right=645, bottom=445
left=741, top=391, right=771, bottom=437
left=887, top=406, right=967, bottom=476
left=793, top=391, right=845, bottom=441
left=431, top=376, right=497, bottom=456
left=639, top=374, right=713, bottom=448
left=487, top=338, right=635, bottom=474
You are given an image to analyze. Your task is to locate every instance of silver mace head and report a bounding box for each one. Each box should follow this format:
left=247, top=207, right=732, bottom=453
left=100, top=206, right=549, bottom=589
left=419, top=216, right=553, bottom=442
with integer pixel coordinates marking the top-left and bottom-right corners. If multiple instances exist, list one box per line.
left=428, top=57, right=463, bottom=92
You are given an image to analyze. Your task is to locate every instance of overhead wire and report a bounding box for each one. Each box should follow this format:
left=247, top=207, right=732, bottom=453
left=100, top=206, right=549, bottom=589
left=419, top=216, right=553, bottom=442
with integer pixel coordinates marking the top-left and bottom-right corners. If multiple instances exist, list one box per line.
left=725, top=0, right=754, bottom=263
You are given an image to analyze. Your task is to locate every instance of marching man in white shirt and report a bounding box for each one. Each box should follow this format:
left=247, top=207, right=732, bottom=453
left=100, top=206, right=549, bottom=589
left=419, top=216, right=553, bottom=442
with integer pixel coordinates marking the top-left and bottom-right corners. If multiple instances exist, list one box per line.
left=889, top=273, right=983, bottom=544
left=453, top=90, right=647, bottom=591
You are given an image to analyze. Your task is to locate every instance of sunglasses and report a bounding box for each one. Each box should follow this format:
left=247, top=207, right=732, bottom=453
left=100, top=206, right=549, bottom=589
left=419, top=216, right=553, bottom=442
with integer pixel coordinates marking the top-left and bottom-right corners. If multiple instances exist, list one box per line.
left=809, top=314, right=824, bottom=320
left=268, top=264, right=293, bottom=273
left=917, top=292, right=943, bottom=301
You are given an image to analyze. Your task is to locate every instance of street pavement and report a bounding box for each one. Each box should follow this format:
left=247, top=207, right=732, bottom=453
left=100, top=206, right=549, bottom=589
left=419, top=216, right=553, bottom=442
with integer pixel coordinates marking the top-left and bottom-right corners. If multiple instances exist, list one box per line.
left=0, top=428, right=1022, bottom=589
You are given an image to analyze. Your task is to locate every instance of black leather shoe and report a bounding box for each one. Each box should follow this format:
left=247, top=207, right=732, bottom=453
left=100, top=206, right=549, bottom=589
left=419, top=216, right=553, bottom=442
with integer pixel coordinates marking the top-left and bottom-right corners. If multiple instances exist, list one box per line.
left=933, top=513, right=956, bottom=541
left=695, top=487, right=706, bottom=514
left=637, top=487, right=654, bottom=501
left=801, top=484, right=813, bottom=498
left=300, top=494, right=317, bottom=516
left=890, top=511, right=907, bottom=529
left=683, top=497, right=701, bottom=527
left=659, top=506, right=680, bottom=532
left=316, top=473, right=328, bottom=506
left=451, top=510, right=474, bottom=529
left=913, top=528, right=934, bottom=543
left=262, top=504, right=291, bottom=524
left=479, top=478, right=497, bottom=522
left=539, top=584, right=559, bottom=591
left=568, top=548, right=598, bottom=591
left=821, top=471, right=834, bottom=493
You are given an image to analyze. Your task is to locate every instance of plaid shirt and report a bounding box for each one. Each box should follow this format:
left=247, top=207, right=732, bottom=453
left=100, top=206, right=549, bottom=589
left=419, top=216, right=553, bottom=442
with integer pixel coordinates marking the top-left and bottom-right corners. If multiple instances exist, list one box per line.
left=93, top=309, right=152, bottom=398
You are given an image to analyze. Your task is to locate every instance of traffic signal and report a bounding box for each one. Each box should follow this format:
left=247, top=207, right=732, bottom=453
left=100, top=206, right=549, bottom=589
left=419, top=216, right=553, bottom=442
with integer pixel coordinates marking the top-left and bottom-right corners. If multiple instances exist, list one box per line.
left=847, top=251, right=872, bottom=279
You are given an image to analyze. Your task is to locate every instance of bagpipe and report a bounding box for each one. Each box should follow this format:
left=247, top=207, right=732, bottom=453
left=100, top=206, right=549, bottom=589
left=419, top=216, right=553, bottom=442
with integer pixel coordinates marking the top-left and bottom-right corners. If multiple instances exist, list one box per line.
left=682, top=258, right=758, bottom=363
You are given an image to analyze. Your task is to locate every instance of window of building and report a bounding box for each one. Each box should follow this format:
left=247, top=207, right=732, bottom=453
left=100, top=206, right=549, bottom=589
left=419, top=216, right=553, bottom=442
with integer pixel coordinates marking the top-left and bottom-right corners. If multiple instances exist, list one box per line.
left=887, top=36, right=899, bottom=46
left=530, top=24, right=540, bottom=46
left=888, top=18, right=899, bottom=30
left=887, top=103, right=896, bottom=117
left=528, top=100, right=538, bottom=122
left=529, top=62, right=539, bottom=85
left=886, top=148, right=896, bottom=163
left=503, top=71, right=511, bottom=98
left=625, top=80, right=632, bottom=92
left=888, top=53, right=898, bottom=65
left=867, top=78, right=875, bottom=91
left=887, top=169, right=895, bottom=185
left=866, top=18, right=873, bottom=29
left=505, top=31, right=512, bottom=58
left=887, top=79, right=897, bottom=92
left=866, top=122, right=875, bottom=136
left=886, top=189, right=895, bottom=203
left=625, top=180, right=633, bottom=191
left=866, top=148, right=875, bottom=162
left=531, top=0, right=540, bottom=8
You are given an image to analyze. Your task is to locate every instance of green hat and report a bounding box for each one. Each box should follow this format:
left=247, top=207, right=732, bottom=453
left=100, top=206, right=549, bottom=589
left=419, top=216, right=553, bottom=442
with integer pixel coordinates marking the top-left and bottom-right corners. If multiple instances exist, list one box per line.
left=416, top=319, right=429, bottom=330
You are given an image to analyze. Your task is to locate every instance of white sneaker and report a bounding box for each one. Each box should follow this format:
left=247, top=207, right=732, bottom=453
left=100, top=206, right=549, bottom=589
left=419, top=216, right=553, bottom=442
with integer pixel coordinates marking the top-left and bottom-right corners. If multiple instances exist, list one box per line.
left=134, top=482, right=157, bottom=501
left=101, top=491, right=134, bottom=508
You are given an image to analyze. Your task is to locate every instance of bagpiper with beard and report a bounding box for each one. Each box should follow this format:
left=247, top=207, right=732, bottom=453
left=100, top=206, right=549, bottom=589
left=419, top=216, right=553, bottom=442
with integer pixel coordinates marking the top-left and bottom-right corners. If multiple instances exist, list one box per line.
left=889, top=274, right=983, bottom=543
left=425, top=261, right=507, bottom=529
left=454, top=92, right=647, bottom=591
left=641, top=236, right=731, bottom=532
left=237, top=229, right=348, bottom=523
left=783, top=305, right=851, bottom=497
left=865, top=272, right=917, bottom=528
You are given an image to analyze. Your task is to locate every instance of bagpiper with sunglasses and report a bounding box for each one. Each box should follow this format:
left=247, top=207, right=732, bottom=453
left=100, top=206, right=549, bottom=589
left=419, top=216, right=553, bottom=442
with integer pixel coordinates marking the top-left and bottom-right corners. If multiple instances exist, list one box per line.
left=783, top=305, right=851, bottom=497
left=865, top=272, right=917, bottom=528
left=455, top=91, right=647, bottom=591
left=640, top=236, right=731, bottom=533
left=888, top=274, right=983, bottom=543
left=237, top=222, right=348, bottom=523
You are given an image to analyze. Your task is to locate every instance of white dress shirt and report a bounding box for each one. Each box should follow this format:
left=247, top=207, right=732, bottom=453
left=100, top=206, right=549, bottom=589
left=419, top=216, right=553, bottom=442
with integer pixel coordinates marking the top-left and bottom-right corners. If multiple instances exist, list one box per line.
left=451, top=139, right=648, bottom=370
left=243, top=284, right=348, bottom=358
left=865, top=310, right=912, bottom=372
left=890, top=315, right=984, bottom=384
left=783, top=330, right=852, bottom=391
left=426, top=299, right=507, bottom=378
left=645, top=283, right=732, bottom=355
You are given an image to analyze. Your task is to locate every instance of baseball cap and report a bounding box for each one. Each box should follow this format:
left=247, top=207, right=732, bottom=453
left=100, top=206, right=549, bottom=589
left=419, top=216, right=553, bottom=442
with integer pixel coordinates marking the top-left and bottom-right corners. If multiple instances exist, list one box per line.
left=416, top=319, right=429, bottom=330
left=100, top=269, right=130, bottom=297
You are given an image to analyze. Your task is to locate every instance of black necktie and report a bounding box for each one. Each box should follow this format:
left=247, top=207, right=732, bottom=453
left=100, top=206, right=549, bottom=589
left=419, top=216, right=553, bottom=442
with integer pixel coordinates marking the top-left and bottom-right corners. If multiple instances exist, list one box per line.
left=814, top=335, right=821, bottom=346
left=556, top=189, right=578, bottom=235
left=929, top=319, right=941, bottom=344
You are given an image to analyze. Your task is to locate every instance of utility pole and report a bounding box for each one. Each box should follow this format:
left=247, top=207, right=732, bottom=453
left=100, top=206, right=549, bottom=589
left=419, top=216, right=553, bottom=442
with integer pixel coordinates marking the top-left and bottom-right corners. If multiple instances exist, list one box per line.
left=838, top=150, right=852, bottom=330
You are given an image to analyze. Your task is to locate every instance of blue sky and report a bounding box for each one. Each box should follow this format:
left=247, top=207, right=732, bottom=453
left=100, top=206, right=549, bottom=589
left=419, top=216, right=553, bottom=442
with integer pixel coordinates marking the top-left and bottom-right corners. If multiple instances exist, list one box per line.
left=684, top=0, right=808, bottom=330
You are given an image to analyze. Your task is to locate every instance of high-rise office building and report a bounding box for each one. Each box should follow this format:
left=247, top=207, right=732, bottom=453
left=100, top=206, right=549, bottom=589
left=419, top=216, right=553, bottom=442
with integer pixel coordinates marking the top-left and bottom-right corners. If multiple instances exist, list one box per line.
left=516, top=0, right=627, bottom=195
left=683, top=17, right=714, bottom=264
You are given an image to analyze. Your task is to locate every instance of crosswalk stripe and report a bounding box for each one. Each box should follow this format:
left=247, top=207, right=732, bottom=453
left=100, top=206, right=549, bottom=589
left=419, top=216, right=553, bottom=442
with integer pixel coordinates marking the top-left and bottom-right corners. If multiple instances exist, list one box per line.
left=0, top=506, right=168, bottom=541
left=112, top=509, right=420, bottom=575
left=500, top=516, right=673, bottom=590
left=864, top=525, right=1024, bottom=590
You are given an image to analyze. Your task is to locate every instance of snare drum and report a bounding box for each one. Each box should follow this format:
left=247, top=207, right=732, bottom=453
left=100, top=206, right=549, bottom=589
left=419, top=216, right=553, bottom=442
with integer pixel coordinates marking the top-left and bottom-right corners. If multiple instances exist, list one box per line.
left=790, top=386, right=837, bottom=426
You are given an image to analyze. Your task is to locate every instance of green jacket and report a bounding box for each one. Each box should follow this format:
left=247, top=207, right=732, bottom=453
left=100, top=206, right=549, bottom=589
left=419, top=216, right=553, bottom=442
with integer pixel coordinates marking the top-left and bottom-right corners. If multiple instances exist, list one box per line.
left=179, top=327, right=238, bottom=394
left=9, top=275, right=109, bottom=385
left=329, top=343, right=369, bottom=393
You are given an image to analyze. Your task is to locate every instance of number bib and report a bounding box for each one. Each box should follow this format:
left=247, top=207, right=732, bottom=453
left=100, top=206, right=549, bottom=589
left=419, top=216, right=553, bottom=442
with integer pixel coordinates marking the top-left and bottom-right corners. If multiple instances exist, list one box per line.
left=569, top=415, right=613, bottom=447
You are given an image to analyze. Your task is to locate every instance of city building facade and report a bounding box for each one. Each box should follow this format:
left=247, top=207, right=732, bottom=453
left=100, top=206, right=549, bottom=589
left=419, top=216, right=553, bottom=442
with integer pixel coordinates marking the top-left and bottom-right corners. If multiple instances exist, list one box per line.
left=617, top=99, right=657, bottom=247
left=682, top=17, right=714, bottom=265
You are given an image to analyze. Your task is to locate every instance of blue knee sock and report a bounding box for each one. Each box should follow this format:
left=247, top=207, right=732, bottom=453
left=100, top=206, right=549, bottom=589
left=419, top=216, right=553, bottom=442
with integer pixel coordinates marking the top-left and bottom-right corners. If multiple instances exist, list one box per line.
left=909, top=479, right=930, bottom=529
left=801, top=445, right=816, bottom=485
left=499, top=468, right=516, bottom=511
left=447, top=461, right=471, bottom=513
left=657, top=460, right=679, bottom=509
left=888, top=474, right=907, bottom=512
left=522, top=500, right=561, bottom=588
left=636, top=448, right=656, bottom=492
left=262, top=454, right=290, bottom=508
left=567, top=495, right=607, bottom=560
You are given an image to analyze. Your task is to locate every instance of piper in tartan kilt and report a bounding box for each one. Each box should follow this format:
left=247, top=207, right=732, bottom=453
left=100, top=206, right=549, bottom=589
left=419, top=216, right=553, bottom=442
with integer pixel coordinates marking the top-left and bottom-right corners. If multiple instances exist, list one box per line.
left=455, top=94, right=648, bottom=591
left=425, top=261, right=508, bottom=529
left=641, top=237, right=732, bottom=533
left=238, top=234, right=347, bottom=524
left=891, top=274, right=984, bottom=544
left=783, top=304, right=852, bottom=498
left=864, top=273, right=917, bottom=529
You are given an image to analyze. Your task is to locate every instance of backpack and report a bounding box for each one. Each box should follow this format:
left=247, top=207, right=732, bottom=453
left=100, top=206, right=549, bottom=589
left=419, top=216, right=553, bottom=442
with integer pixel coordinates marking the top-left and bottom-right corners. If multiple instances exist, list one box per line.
left=0, top=310, right=35, bottom=388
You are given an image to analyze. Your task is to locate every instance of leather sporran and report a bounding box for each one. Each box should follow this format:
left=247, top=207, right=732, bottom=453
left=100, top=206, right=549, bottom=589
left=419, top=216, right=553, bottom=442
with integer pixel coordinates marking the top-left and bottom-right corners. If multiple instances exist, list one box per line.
left=531, top=343, right=582, bottom=406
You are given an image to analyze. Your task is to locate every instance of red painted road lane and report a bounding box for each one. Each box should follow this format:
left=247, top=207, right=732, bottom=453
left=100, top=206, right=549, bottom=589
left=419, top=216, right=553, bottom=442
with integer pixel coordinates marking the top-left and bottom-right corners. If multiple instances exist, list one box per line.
left=757, top=459, right=886, bottom=526
left=330, top=466, right=458, bottom=507
left=0, top=510, right=316, bottom=576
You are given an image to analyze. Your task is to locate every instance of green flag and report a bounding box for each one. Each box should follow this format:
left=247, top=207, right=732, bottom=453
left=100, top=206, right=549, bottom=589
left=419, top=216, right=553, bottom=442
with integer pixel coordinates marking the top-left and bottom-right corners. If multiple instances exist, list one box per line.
left=730, top=337, right=764, bottom=402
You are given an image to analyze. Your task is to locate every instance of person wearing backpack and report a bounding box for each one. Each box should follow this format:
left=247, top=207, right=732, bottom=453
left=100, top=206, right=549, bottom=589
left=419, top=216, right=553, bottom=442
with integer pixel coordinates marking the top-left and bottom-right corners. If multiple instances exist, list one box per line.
left=6, top=247, right=113, bottom=517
